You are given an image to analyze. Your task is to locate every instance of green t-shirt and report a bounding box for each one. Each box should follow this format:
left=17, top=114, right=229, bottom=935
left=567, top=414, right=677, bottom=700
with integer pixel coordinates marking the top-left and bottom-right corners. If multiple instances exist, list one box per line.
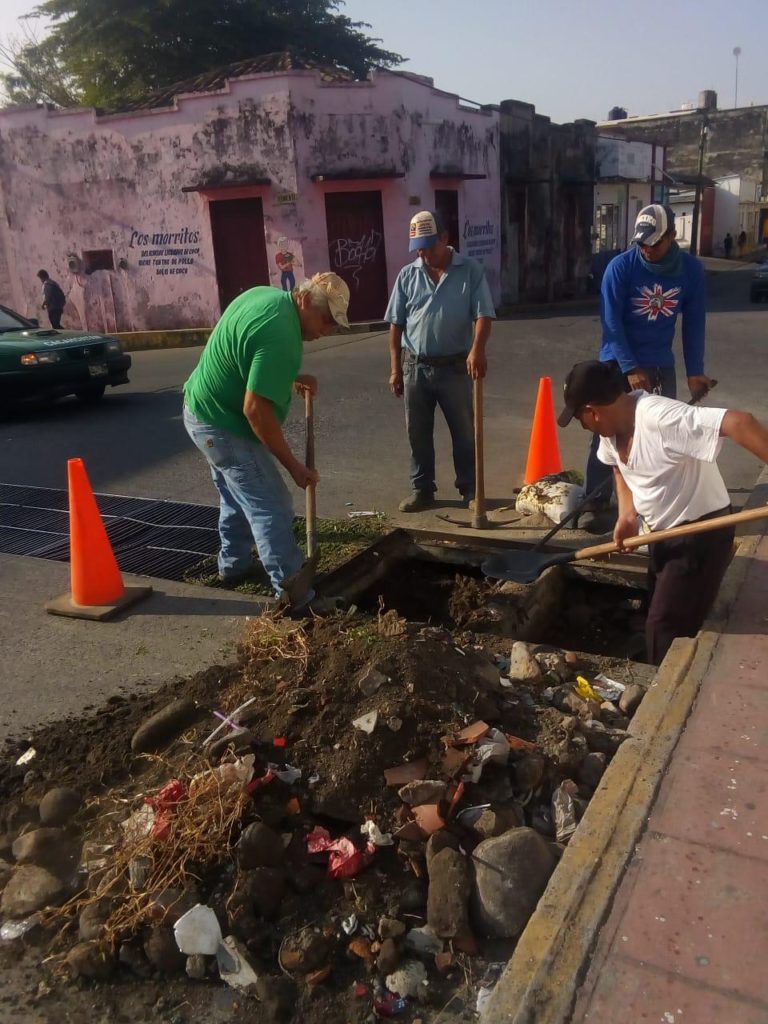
left=184, top=287, right=303, bottom=440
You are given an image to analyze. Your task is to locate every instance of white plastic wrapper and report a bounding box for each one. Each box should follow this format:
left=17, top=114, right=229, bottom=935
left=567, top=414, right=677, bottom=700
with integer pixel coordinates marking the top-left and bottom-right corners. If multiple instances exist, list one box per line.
left=516, top=476, right=585, bottom=525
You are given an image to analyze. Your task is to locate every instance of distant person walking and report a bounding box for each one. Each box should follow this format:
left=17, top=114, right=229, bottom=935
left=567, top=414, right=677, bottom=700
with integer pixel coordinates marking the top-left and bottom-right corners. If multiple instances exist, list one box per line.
left=737, top=230, right=747, bottom=258
left=723, top=232, right=733, bottom=259
left=36, top=269, right=66, bottom=329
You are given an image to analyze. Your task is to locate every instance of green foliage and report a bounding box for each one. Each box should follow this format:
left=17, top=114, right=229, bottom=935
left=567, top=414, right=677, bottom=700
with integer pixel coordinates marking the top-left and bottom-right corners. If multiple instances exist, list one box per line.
left=2, top=0, right=403, bottom=109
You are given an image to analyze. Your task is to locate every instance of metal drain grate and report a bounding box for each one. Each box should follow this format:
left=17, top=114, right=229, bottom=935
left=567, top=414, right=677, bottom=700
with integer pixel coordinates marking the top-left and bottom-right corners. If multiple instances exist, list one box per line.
left=0, top=482, right=220, bottom=582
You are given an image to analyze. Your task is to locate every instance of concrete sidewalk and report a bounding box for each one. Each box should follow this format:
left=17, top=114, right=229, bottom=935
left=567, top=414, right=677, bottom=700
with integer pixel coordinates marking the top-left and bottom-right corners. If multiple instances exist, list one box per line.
left=571, top=533, right=768, bottom=1023
left=0, top=553, right=266, bottom=744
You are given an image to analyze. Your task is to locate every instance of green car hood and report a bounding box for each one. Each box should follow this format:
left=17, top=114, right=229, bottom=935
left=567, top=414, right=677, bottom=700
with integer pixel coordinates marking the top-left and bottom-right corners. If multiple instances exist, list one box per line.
left=0, top=328, right=115, bottom=357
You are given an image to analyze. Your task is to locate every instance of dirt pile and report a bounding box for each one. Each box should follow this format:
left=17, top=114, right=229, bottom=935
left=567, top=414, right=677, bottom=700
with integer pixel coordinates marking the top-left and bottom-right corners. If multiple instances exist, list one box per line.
left=0, top=594, right=651, bottom=1023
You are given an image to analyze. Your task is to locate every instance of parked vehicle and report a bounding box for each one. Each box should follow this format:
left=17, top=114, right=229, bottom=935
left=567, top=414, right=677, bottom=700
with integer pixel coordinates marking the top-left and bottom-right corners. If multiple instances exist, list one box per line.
left=749, top=261, right=768, bottom=303
left=0, top=305, right=131, bottom=408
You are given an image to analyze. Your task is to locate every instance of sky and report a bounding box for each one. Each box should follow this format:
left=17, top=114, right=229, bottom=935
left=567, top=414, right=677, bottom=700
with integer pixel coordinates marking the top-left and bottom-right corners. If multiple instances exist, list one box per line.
left=1, top=0, right=767, bottom=123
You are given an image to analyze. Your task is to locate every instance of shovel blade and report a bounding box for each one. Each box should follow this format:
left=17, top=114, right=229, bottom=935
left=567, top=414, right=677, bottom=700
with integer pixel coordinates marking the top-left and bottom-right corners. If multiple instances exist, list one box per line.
left=481, top=551, right=564, bottom=585
left=282, top=553, right=318, bottom=607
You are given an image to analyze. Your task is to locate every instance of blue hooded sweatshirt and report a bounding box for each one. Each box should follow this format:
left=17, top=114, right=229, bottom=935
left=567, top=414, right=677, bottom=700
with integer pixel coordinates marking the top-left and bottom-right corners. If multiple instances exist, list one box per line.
left=598, top=246, right=706, bottom=376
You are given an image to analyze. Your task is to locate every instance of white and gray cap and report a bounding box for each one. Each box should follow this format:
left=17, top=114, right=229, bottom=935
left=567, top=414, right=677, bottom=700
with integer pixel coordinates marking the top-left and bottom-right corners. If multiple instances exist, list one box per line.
left=631, top=204, right=675, bottom=247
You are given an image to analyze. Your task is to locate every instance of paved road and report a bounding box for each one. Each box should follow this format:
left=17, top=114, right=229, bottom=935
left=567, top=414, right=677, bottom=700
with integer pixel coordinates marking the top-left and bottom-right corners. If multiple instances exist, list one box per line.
left=2, top=264, right=766, bottom=518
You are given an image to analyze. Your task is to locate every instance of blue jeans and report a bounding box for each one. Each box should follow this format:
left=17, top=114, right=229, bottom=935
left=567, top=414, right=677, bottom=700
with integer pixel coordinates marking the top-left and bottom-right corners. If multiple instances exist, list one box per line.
left=280, top=270, right=295, bottom=291
left=585, top=364, right=678, bottom=496
left=183, top=406, right=308, bottom=600
left=403, top=356, right=475, bottom=497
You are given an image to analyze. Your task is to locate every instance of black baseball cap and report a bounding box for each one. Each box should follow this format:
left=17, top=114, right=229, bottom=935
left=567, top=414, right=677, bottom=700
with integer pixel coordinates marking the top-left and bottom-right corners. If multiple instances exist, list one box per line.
left=558, top=360, right=626, bottom=427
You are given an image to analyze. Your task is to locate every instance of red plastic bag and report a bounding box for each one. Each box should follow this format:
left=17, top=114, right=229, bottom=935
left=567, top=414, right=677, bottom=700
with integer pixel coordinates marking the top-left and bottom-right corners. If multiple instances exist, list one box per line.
left=305, top=826, right=375, bottom=878
left=145, top=780, right=188, bottom=839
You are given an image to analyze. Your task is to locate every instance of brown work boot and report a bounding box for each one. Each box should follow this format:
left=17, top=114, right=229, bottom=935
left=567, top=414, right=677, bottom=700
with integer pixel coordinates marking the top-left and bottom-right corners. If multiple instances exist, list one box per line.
left=398, top=491, right=435, bottom=513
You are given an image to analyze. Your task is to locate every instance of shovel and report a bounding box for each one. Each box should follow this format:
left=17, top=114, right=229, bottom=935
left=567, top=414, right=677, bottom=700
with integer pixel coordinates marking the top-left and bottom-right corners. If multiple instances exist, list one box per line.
left=481, top=504, right=768, bottom=585
left=282, top=388, right=318, bottom=607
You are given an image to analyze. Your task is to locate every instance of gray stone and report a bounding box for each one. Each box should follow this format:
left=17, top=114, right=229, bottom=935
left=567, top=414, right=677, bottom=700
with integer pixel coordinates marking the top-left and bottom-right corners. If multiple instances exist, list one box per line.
left=508, top=642, right=542, bottom=684
left=131, top=697, right=198, bottom=754
left=378, top=916, right=406, bottom=941
left=470, top=828, right=559, bottom=939
left=119, top=940, right=154, bottom=978
left=78, top=899, right=112, bottom=941
left=65, top=940, right=115, bottom=980
left=255, top=976, right=296, bottom=1023
left=513, top=752, right=546, bottom=792
left=398, top=880, right=427, bottom=914
left=578, top=720, right=628, bottom=756
left=533, top=648, right=569, bottom=681
left=186, top=954, right=208, bottom=980
left=558, top=691, right=595, bottom=719
left=425, top=831, right=460, bottom=873
left=377, top=937, right=400, bottom=976
left=358, top=667, right=387, bottom=697
left=206, top=729, right=255, bottom=764
left=236, top=823, right=284, bottom=869
left=599, top=702, right=629, bottom=730
left=232, top=867, right=286, bottom=918
left=474, top=806, right=525, bottom=840
left=39, top=788, right=82, bottom=827
left=279, top=930, right=330, bottom=974
left=473, top=657, right=504, bottom=691
left=619, top=684, right=645, bottom=717
left=1, top=864, right=65, bottom=918
left=577, top=752, right=607, bottom=790
left=11, top=828, right=80, bottom=879
left=427, top=848, right=471, bottom=939
left=144, top=925, right=186, bottom=974
left=0, top=858, right=12, bottom=893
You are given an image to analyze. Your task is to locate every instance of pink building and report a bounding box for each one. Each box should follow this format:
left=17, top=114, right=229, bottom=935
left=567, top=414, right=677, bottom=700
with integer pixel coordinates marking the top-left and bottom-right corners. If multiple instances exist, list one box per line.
left=0, top=54, right=501, bottom=331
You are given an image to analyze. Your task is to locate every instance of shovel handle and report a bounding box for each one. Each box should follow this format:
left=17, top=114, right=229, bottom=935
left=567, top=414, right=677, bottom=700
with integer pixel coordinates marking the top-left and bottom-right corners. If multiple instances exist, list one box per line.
left=304, top=389, right=317, bottom=558
left=574, top=503, right=768, bottom=562
left=472, top=377, right=489, bottom=528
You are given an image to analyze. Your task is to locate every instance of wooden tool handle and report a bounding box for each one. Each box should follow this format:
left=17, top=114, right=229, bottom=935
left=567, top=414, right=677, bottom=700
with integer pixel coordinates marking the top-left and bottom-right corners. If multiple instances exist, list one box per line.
left=574, top=504, right=768, bottom=562
left=304, top=389, right=317, bottom=558
left=472, top=377, right=489, bottom=528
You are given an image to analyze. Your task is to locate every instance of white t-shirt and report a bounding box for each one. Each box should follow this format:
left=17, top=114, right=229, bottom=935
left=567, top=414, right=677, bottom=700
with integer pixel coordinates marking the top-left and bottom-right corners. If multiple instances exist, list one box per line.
left=597, top=393, right=729, bottom=530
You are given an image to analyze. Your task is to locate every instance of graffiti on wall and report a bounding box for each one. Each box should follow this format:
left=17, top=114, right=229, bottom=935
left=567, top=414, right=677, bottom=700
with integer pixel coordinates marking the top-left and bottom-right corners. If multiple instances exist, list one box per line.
left=329, top=230, right=383, bottom=288
left=129, top=226, right=201, bottom=277
left=275, top=238, right=301, bottom=291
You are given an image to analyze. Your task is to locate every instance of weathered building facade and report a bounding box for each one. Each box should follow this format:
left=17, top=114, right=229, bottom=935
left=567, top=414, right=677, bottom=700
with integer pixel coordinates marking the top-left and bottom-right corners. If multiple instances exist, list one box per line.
left=599, top=94, right=768, bottom=251
left=499, top=101, right=596, bottom=304
left=0, top=55, right=500, bottom=331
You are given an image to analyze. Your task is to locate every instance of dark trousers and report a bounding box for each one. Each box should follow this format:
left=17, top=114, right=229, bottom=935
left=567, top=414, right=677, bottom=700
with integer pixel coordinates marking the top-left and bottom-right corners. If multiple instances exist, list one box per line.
left=48, top=307, right=63, bottom=329
left=585, top=364, right=677, bottom=496
left=645, top=509, right=734, bottom=665
left=403, top=356, right=475, bottom=497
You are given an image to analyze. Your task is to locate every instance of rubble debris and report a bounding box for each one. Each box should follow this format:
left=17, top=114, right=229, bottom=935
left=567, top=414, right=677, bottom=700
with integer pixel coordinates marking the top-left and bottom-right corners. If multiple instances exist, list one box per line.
left=65, top=940, right=115, bottom=981
left=508, top=642, right=542, bottom=683
left=552, top=780, right=580, bottom=843
left=403, top=923, right=442, bottom=956
left=427, top=848, right=471, bottom=939
left=237, top=822, right=284, bottom=869
left=377, top=937, right=400, bottom=975
left=11, top=828, right=79, bottom=878
left=471, top=828, right=559, bottom=939
left=386, top=959, right=428, bottom=999
left=15, top=747, right=36, bottom=767
left=217, top=935, right=260, bottom=992
left=619, top=683, right=645, bottom=717
left=359, top=667, right=387, bottom=697
left=173, top=904, right=222, bottom=955
left=353, top=711, right=379, bottom=734
left=577, top=751, right=607, bottom=790
left=130, top=697, right=199, bottom=754
left=384, top=760, right=429, bottom=787
left=592, top=672, right=625, bottom=702
left=1, top=865, right=66, bottom=918
left=361, top=820, right=393, bottom=846
left=38, top=787, right=82, bottom=827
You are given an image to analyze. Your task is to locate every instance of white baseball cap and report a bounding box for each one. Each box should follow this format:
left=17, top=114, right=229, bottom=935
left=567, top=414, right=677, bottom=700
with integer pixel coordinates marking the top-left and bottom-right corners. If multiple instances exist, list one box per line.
left=310, top=272, right=350, bottom=328
left=409, top=210, right=446, bottom=252
left=632, top=204, right=675, bottom=247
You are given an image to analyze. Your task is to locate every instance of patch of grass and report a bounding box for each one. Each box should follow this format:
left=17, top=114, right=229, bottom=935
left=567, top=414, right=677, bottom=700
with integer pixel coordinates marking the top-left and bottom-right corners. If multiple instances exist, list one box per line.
left=183, top=514, right=389, bottom=595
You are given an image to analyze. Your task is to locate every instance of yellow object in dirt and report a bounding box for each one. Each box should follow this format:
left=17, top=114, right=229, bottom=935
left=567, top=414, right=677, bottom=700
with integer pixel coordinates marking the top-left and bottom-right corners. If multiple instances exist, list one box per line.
left=574, top=675, right=602, bottom=704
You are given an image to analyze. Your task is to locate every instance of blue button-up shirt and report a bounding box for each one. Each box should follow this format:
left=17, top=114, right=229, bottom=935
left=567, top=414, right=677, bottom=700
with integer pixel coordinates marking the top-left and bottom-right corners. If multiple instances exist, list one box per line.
left=384, top=250, right=495, bottom=357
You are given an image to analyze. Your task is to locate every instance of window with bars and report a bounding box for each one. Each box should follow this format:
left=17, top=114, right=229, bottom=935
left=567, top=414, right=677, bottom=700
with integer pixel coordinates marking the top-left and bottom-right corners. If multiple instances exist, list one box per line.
left=594, top=204, right=620, bottom=253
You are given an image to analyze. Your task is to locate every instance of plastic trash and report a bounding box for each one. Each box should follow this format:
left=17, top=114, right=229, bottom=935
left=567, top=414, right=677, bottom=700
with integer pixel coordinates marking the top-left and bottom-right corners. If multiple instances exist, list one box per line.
left=475, top=728, right=511, bottom=766
left=267, top=763, right=302, bottom=785
left=456, top=804, right=491, bottom=827
left=515, top=476, right=585, bottom=525
left=306, top=826, right=376, bottom=878
left=373, top=992, right=408, bottom=1016
left=386, top=959, right=428, bottom=999
left=15, top=747, right=36, bottom=766
left=574, top=676, right=602, bottom=704
left=120, top=805, right=155, bottom=843
left=347, top=510, right=378, bottom=518
left=174, top=904, right=222, bottom=955
left=342, top=913, right=358, bottom=936
left=1, top=915, right=40, bottom=941
left=552, top=779, right=580, bottom=843
left=361, top=820, right=393, bottom=846
left=216, top=935, right=259, bottom=991
left=202, top=697, right=257, bottom=747
left=592, top=673, right=626, bottom=702
left=352, top=711, right=378, bottom=734
left=403, top=924, right=442, bottom=956
left=191, top=754, right=256, bottom=795
left=475, top=963, right=506, bottom=1018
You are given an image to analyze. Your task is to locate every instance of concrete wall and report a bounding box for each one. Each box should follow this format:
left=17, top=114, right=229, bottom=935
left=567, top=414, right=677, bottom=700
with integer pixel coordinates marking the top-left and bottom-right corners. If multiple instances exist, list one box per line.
left=500, top=100, right=596, bottom=304
left=0, top=69, right=500, bottom=330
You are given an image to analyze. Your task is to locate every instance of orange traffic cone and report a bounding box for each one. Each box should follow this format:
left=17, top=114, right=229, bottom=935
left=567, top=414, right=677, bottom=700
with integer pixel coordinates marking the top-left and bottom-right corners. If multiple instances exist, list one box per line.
left=523, top=377, right=563, bottom=484
left=46, top=458, right=151, bottom=620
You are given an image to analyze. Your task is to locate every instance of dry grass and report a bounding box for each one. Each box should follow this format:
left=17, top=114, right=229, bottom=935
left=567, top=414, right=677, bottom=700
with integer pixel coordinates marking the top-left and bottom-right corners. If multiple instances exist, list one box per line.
left=240, top=610, right=309, bottom=667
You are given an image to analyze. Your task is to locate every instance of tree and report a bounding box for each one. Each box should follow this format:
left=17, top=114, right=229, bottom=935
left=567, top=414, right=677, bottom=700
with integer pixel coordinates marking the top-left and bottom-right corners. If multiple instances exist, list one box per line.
left=0, top=23, right=78, bottom=107
left=1, top=0, right=404, bottom=110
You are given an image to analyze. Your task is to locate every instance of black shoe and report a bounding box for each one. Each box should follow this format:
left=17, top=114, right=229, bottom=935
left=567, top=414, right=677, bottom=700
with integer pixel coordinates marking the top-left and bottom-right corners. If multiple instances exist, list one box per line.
left=398, top=491, right=435, bottom=513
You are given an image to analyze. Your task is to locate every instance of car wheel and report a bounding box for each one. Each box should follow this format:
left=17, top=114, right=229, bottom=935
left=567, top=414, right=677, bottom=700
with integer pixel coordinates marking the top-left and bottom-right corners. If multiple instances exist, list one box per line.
left=75, top=383, right=106, bottom=404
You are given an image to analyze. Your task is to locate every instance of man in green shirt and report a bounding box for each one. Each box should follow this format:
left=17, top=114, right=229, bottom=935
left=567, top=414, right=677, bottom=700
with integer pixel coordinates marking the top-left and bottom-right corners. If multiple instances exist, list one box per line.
left=183, top=273, right=350, bottom=604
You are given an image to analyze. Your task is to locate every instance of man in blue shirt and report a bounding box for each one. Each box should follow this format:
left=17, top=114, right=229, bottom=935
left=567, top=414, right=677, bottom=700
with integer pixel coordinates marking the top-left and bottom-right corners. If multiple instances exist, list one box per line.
left=582, top=204, right=715, bottom=524
left=385, top=211, right=496, bottom=512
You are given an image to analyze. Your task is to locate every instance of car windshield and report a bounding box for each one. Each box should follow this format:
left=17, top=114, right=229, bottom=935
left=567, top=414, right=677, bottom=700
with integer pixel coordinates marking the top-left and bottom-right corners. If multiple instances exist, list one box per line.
left=0, top=309, right=30, bottom=332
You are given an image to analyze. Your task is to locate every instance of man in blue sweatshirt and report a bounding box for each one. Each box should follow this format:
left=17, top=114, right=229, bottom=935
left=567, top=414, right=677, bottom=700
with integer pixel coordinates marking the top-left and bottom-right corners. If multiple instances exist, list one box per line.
left=583, top=204, right=716, bottom=520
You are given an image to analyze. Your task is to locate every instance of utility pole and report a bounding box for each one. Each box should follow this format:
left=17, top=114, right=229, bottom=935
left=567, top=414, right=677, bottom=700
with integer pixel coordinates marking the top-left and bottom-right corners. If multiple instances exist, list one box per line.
left=689, top=117, right=708, bottom=257
left=733, top=46, right=741, bottom=107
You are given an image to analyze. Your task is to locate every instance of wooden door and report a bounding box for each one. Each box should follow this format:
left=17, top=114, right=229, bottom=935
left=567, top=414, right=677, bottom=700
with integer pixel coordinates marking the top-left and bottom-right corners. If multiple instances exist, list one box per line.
left=209, top=197, right=270, bottom=313
left=325, top=191, right=388, bottom=322
left=434, top=189, right=460, bottom=251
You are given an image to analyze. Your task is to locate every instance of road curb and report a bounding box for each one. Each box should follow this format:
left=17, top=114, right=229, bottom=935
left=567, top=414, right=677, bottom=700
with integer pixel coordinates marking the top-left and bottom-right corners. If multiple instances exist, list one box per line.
left=484, top=468, right=768, bottom=1024
left=115, top=320, right=388, bottom=353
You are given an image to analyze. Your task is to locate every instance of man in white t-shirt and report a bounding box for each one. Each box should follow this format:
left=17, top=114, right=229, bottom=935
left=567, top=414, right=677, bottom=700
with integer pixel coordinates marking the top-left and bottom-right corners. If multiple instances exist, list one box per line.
left=558, top=360, right=768, bottom=664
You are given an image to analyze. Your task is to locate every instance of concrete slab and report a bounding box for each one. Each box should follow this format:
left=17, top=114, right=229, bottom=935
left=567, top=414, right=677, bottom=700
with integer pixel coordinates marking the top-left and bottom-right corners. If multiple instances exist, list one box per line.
left=0, top=552, right=266, bottom=744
